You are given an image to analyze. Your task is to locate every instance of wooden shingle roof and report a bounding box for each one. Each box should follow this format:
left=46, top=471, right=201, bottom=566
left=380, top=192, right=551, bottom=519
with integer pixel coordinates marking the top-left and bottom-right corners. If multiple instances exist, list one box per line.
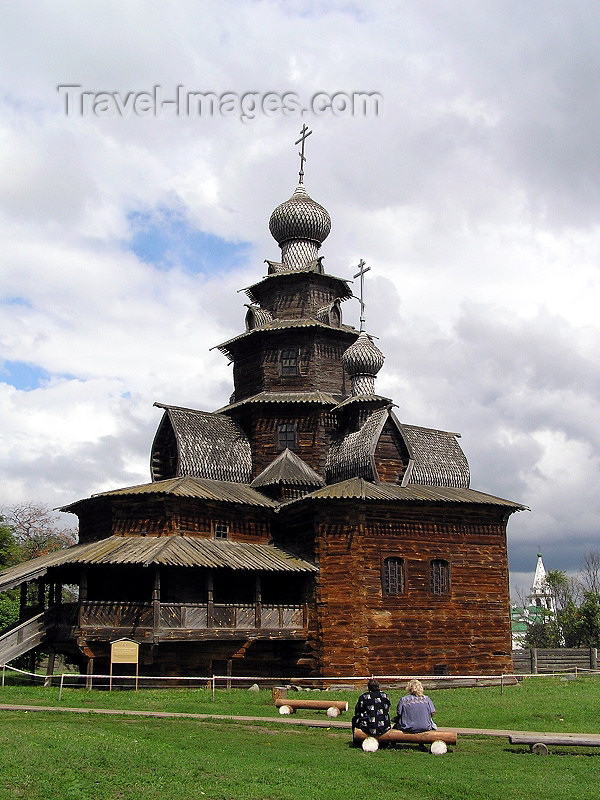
left=212, top=318, right=357, bottom=361
left=399, top=422, right=470, bottom=488
left=326, top=408, right=388, bottom=483
left=217, top=390, right=341, bottom=413
left=251, top=449, right=325, bottom=488
left=0, top=536, right=317, bottom=592
left=285, top=477, right=527, bottom=509
left=151, top=404, right=252, bottom=483
left=62, top=477, right=278, bottom=512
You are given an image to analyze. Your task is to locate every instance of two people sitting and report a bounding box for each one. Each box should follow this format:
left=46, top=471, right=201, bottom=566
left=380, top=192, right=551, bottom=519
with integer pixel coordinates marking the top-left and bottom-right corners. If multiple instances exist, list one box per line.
left=353, top=678, right=436, bottom=737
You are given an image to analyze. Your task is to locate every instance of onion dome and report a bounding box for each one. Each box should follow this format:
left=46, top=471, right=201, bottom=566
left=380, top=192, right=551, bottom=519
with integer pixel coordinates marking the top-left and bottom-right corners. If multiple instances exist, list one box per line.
left=269, top=184, right=331, bottom=268
left=342, top=332, right=385, bottom=396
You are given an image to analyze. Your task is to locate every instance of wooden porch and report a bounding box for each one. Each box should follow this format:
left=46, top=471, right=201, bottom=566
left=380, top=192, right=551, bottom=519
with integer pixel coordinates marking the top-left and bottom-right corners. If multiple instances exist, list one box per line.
left=53, top=600, right=308, bottom=641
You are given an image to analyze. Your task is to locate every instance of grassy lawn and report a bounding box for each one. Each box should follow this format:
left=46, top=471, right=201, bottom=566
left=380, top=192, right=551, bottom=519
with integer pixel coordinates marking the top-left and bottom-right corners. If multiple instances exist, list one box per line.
left=1, top=676, right=599, bottom=799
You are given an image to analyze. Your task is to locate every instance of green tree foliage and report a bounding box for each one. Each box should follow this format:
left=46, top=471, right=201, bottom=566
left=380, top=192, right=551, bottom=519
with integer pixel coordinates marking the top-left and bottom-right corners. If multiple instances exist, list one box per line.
left=525, top=560, right=600, bottom=649
left=0, top=504, right=78, bottom=632
left=3, top=502, right=77, bottom=561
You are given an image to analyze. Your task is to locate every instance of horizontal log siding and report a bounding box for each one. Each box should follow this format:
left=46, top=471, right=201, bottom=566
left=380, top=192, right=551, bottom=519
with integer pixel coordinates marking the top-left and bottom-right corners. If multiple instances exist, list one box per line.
left=231, top=331, right=353, bottom=401
left=313, top=502, right=513, bottom=676
left=242, top=406, right=332, bottom=478
left=76, top=500, right=114, bottom=543
left=253, top=274, right=344, bottom=319
left=78, top=498, right=272, bottom=542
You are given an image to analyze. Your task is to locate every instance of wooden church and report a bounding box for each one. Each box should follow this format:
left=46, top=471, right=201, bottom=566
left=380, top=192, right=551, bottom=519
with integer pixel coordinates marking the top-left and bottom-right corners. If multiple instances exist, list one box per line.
left=0, top=133, right=524, bottom=678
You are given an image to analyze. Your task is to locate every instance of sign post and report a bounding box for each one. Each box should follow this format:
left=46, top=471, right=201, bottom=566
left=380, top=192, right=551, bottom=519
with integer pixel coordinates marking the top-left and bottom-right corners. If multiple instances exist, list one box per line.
left=110, top=638, right=140, bottom=691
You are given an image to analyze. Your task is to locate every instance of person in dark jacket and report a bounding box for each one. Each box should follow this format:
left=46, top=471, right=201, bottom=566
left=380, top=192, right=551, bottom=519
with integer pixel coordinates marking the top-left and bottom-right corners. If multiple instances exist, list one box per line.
left=353, top=678, right=392, bottom=736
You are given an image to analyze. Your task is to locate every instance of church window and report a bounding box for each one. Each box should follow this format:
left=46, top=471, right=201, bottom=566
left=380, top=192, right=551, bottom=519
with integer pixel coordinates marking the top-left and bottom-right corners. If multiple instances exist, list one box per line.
left=382, top=557, right=405, bottom=596
left=280, top=348, right=299, bottom=376
left=277, top=422, right=297, bottom=451
left=213, top=522, right=229, bottom=539
left=430, top=559, right=450, bottom=595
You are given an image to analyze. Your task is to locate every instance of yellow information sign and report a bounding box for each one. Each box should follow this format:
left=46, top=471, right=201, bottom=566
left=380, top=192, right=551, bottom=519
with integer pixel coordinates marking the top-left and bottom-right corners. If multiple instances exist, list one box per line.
left=111, top=639, right=139, bottom=664
left=110, top=638, right=140, bottom=691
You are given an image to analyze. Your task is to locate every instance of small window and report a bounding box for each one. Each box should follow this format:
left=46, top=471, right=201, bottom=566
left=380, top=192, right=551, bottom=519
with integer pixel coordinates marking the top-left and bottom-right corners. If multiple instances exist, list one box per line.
left=382, top=557, right=405, bottom=596
left=213, top=522, right=229, bottom=540
left=430, top=559, right=450, bottom=595
left=278, top=422, right=297, bottom=451
left=281, top=348, right=299, bottom=376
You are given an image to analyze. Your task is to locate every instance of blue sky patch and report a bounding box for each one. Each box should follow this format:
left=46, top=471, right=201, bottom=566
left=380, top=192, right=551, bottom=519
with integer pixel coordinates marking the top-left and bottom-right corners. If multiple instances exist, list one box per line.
left=127, top=208, right=251, bottom=275
left=1, top=361, right=51, bottom=391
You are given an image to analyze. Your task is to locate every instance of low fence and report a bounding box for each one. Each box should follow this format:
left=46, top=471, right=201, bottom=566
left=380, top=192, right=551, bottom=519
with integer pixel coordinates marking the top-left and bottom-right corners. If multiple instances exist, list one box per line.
left=512, top=648, right=598, bottom=674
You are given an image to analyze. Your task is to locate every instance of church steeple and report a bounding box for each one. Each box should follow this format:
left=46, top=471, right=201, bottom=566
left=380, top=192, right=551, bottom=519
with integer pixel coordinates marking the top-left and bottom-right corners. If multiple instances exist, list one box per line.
left=527, top=552, right=556, bottom=613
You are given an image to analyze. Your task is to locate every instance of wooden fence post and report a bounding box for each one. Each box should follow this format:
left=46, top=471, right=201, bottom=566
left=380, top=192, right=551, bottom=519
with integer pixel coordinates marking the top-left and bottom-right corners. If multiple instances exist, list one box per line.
left=530, top=648, right=538, bottom=674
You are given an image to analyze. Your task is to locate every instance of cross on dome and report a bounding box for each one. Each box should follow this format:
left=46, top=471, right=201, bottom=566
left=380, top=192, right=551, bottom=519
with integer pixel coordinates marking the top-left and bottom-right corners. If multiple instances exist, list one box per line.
left=353, top=259, right=371, bottom=332
left=295, top=124, right=313, bottom=185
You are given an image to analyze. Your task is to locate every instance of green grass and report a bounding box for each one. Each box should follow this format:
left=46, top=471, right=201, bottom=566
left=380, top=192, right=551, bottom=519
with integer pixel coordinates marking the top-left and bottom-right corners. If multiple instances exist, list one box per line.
left=1, top=676, right=599, bottom=799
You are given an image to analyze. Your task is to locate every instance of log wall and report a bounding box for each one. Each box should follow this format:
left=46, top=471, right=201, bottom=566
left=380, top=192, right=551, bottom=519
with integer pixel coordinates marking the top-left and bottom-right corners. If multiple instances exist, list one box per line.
left=231, top=330, right=353, bottom=401
left=241, top=406, right=334, bottom=478
left=312, top=502, right=514, bottom=676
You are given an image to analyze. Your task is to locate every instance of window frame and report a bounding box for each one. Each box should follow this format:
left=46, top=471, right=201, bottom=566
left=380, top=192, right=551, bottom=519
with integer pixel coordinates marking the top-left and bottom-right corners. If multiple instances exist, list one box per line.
left=280, top=348, right=299, bottom=377
left=429, top=558, right=451, bottom=596
left=381, top=556, right=406, bottom=597
left=213, top=522, right=229, bottom=540
left=277, top=421, right=297, bottom=451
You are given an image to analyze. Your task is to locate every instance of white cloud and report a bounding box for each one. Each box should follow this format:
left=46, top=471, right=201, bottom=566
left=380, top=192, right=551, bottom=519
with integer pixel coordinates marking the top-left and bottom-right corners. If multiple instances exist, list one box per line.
left=1, top=0, right=600, bottom=592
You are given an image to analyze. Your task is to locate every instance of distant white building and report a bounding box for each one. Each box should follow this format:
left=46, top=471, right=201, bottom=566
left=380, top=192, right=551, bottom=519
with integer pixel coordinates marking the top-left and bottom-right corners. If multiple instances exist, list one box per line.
left=527, top=552, right=556, bottom=614
left=511, top=552, right=556, bottom=649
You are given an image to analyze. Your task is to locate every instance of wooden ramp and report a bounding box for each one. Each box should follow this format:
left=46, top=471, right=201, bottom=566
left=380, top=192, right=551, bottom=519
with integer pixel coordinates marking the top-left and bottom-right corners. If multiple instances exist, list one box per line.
left=0, top=612, right=49, bottom=664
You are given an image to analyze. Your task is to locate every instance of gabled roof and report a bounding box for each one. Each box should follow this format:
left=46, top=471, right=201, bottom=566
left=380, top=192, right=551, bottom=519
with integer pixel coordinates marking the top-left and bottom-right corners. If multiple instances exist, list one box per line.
left=283, top=476, right=527, bottom=509
left=152, top=404, right=252, bottom=483
left=398, top=422, right=470, bottom=488
left=0, top=536, right=317, bottom=592
left=62, top=476, right=278, bottom=512
left=326, top=408, right=388, bottom=483
left=251, top=449, right=325, bottom=488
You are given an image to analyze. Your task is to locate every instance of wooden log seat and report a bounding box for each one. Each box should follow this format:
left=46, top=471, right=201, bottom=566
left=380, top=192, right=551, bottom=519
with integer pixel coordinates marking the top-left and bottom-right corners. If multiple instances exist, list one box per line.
left=509, top=734, right=600, bottom=755
left=353, top=727, right=457, bottom=751
left=275, top=698, right=349, bottom=717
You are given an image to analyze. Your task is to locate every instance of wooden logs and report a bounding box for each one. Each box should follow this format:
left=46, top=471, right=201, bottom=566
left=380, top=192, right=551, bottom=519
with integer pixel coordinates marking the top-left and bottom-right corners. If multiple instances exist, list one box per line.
left=353, top=728, right=457, bottom=751
left=509, top=735, right=600, bottom=754
left=275, top=698, right=348, bottom=715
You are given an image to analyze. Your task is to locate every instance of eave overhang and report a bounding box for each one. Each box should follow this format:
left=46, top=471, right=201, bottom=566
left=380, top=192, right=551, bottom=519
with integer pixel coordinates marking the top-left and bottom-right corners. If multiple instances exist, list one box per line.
left=211, top=318, right=358, bottom=362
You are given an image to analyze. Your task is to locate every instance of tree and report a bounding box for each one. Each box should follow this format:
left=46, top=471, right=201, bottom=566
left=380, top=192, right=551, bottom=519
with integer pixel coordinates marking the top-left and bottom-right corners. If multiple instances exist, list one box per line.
left=3, top=503, right=77, bottom=561
left=524, top=561, right=600, bottom=650
left=581, top=550, right=600, bottom=595
left=0, top=516, right=19, bottom=569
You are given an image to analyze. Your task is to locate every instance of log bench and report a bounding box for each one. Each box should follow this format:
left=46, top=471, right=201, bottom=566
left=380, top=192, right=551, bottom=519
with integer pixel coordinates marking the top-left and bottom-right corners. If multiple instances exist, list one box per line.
left=509, top=734, right=600, bottom=755
left=353, top=727, right=457, bottom=751
left=275, top=698, right=348, bottom=718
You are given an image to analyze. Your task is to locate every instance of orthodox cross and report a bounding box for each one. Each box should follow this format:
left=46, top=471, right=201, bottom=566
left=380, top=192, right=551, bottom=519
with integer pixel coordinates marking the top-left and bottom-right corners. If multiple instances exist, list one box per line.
left=295, top=124, right=312, bottom=184
left=353, top=259, right=371, bottom=331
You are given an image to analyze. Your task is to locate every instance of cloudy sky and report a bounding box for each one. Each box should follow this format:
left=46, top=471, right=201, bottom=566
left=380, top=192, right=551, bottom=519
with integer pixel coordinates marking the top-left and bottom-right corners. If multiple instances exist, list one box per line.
left=1, top=1, right=599, bottom=598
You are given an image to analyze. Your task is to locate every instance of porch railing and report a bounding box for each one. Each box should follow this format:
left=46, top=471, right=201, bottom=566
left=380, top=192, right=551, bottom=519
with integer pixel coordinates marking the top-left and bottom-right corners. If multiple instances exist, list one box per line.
left=55, top=601, right=305, bottom=631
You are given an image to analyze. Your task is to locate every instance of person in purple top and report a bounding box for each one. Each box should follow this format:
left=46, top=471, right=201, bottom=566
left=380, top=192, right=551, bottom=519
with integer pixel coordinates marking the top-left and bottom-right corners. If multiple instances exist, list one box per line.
left=394, top=679, right=437, bottom=733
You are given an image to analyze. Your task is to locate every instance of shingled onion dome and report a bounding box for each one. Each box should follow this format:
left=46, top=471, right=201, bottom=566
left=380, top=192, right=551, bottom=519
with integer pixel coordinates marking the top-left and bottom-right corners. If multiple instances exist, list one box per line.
left=342, top=332, right=385, bottom=396
left=269, top=184, right=331, bottom=268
